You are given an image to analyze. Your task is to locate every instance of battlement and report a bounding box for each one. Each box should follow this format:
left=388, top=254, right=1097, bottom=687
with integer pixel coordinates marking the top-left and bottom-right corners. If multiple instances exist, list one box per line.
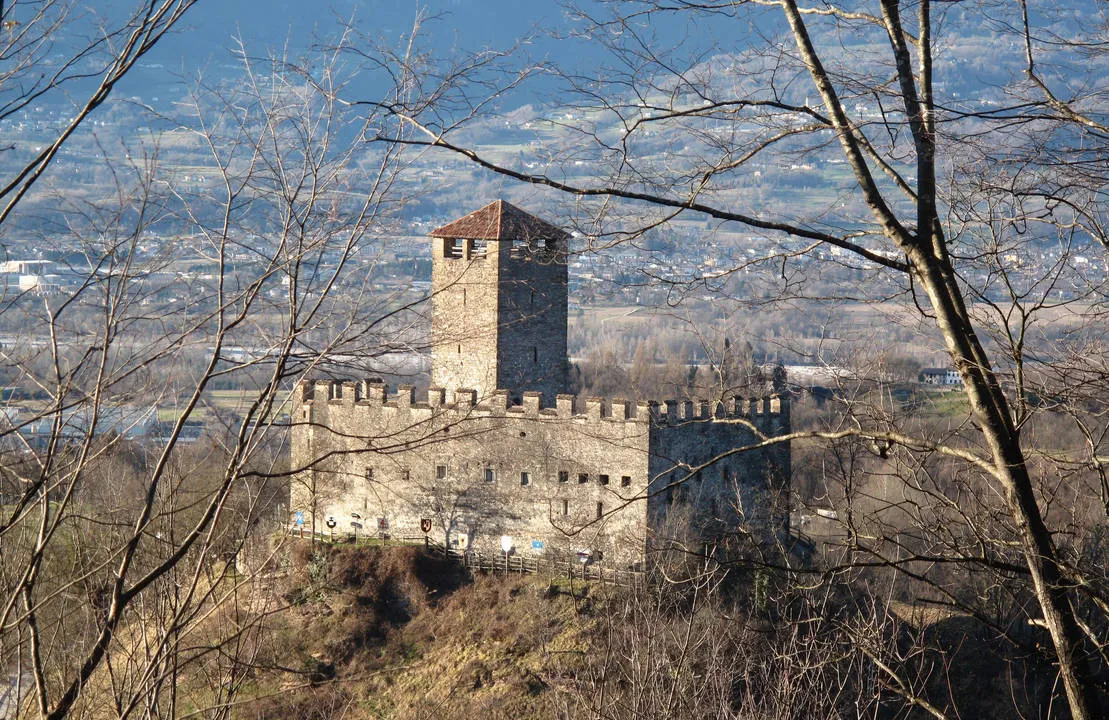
left=299, top=378, right=787, bottom=432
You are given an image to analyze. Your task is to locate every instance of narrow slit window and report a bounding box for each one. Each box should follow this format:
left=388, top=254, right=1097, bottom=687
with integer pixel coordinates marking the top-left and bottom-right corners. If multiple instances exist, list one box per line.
left=532, top=346, right=538, bottom=363
left=520, top=472, right=530, bottom=486
left=562, top=499, right=569, bottom=516
left=596, top=502, right=603, bottom=520
left=436, top=465, right=447, bottom=480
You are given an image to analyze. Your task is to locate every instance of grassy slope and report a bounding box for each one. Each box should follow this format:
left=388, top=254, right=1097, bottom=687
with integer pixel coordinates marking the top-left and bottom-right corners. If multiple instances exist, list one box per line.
left=233, top=543, right=596, bottom=720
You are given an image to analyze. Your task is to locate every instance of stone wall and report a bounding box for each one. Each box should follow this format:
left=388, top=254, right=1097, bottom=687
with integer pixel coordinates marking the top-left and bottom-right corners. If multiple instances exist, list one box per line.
left=292, top=380, right=790, bottom=567
left=429, top=235, right=569, bottom=403
left=646, top=396, right=791, bottom=551
left=495, top=237, right=568, bottom=402
left=430, top=237, right=501, bottom=399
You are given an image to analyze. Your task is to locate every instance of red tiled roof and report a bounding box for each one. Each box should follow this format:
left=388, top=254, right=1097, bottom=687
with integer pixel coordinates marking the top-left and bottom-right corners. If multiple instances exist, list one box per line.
left=429, top=200, right=570, bottom=241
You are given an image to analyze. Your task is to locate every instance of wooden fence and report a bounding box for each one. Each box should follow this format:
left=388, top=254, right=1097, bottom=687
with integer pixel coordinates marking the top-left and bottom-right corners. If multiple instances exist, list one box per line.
left=288, top=525, right=642, bottom=587
left=436, top=544, right=643, bottom=587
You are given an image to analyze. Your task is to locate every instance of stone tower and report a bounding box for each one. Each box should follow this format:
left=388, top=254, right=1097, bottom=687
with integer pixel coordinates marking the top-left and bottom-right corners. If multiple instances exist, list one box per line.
left=429, top=200, right=570, bottom=402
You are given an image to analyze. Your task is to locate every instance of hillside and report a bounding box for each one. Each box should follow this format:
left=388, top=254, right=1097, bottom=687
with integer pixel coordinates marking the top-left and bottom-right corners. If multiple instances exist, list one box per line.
left=209, top=543, right=591, bottom=720
left=126, top=541, right=1068, bottom=720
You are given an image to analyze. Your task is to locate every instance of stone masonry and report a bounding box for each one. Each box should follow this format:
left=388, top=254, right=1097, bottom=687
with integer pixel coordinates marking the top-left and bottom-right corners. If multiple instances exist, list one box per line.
left=291, top=201, right=790, bottom=567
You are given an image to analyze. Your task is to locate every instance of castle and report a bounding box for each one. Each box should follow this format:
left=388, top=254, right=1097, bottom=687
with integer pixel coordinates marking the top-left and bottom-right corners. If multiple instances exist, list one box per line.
left=291, top=201, right=790, bottom=567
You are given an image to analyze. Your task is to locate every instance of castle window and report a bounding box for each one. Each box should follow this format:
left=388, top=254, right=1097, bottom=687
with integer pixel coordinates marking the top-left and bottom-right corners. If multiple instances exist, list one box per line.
left=520, top=471, right=530, bottom=486
left=444, top=238, right=464, bottom=258
left=596, top=502, right=603, bottom=520
left=436, top=465, right=447, bottom=480
left=598, top=474, right=610, bottom=486
left=578, top=473, right=589, bottom=484
left=468, top=238, right=487, bottom=258
left=530, top=290, right=535, bottom=305
left=462, top=288, right=467, bottom=306
left=484, top=468, right=496, bottom=483
left=532, top=346, right=538, bottom=363
left=562, top=499, right=569, bottom=516
left=558, top=471, right=569, bottom=483
left=621, top=475, right=631, bottom=487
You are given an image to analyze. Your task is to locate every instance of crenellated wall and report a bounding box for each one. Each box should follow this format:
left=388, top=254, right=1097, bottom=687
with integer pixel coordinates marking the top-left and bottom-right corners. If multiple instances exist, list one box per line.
left=291, top=378, right=790, bottom=567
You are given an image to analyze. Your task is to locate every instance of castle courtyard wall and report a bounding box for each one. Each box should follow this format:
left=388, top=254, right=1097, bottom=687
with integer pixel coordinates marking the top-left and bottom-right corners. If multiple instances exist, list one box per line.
left=292, top=380, right=791, bottom=568
left=292, top=381, right=654, bottom=566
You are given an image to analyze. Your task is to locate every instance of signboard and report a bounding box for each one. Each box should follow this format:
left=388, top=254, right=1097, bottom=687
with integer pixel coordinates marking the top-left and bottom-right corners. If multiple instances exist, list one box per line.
left=350, top=521, right=363, bottom=531
left=420, top=518, right=432, bottom=534
left=531, top=540, right=545, bottom=552
left=500, top=535, right=513, bottom=553
left=294, top=511, right=304, bottom=527
left=378, top=517, right=389, bottom=530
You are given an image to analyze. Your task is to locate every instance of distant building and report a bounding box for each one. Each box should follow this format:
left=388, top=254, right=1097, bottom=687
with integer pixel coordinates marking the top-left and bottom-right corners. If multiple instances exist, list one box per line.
left=0, top=260, right=51, bottom=274
left=291, top=201, right=790, bottom=567
left=919, top=367, right=963, bottom=387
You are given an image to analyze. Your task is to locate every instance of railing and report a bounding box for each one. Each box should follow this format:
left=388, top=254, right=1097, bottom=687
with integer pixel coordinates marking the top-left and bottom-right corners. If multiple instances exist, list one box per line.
left=286, top=526, right=642, bottom=586
left=429, top=542, right=643, bottom=587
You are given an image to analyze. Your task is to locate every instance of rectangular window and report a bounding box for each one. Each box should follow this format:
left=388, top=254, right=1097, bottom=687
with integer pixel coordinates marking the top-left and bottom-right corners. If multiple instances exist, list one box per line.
left=578, top=473, right=588, bottom=484
left=520, top=471, right=530, bottom=486
left=468, top=238, right=488, bottom=257
left=436, top=465, right=447, bottom=480
left=558, top=470, right=569, bottom=483
left=562, top=499, right=569, bottom=516
left=596, top=502, right=603, bottom=520
left=364, top=467, right=374, bottom=481
left=444, top=237, right=464, bottom=258
left=598, top=474, right=610, bottom=486
left=620, top=475, right=631, bottom=487
left=485, top=468, right=496, bottom=483
left=401, top=469, right=410, bottom=482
